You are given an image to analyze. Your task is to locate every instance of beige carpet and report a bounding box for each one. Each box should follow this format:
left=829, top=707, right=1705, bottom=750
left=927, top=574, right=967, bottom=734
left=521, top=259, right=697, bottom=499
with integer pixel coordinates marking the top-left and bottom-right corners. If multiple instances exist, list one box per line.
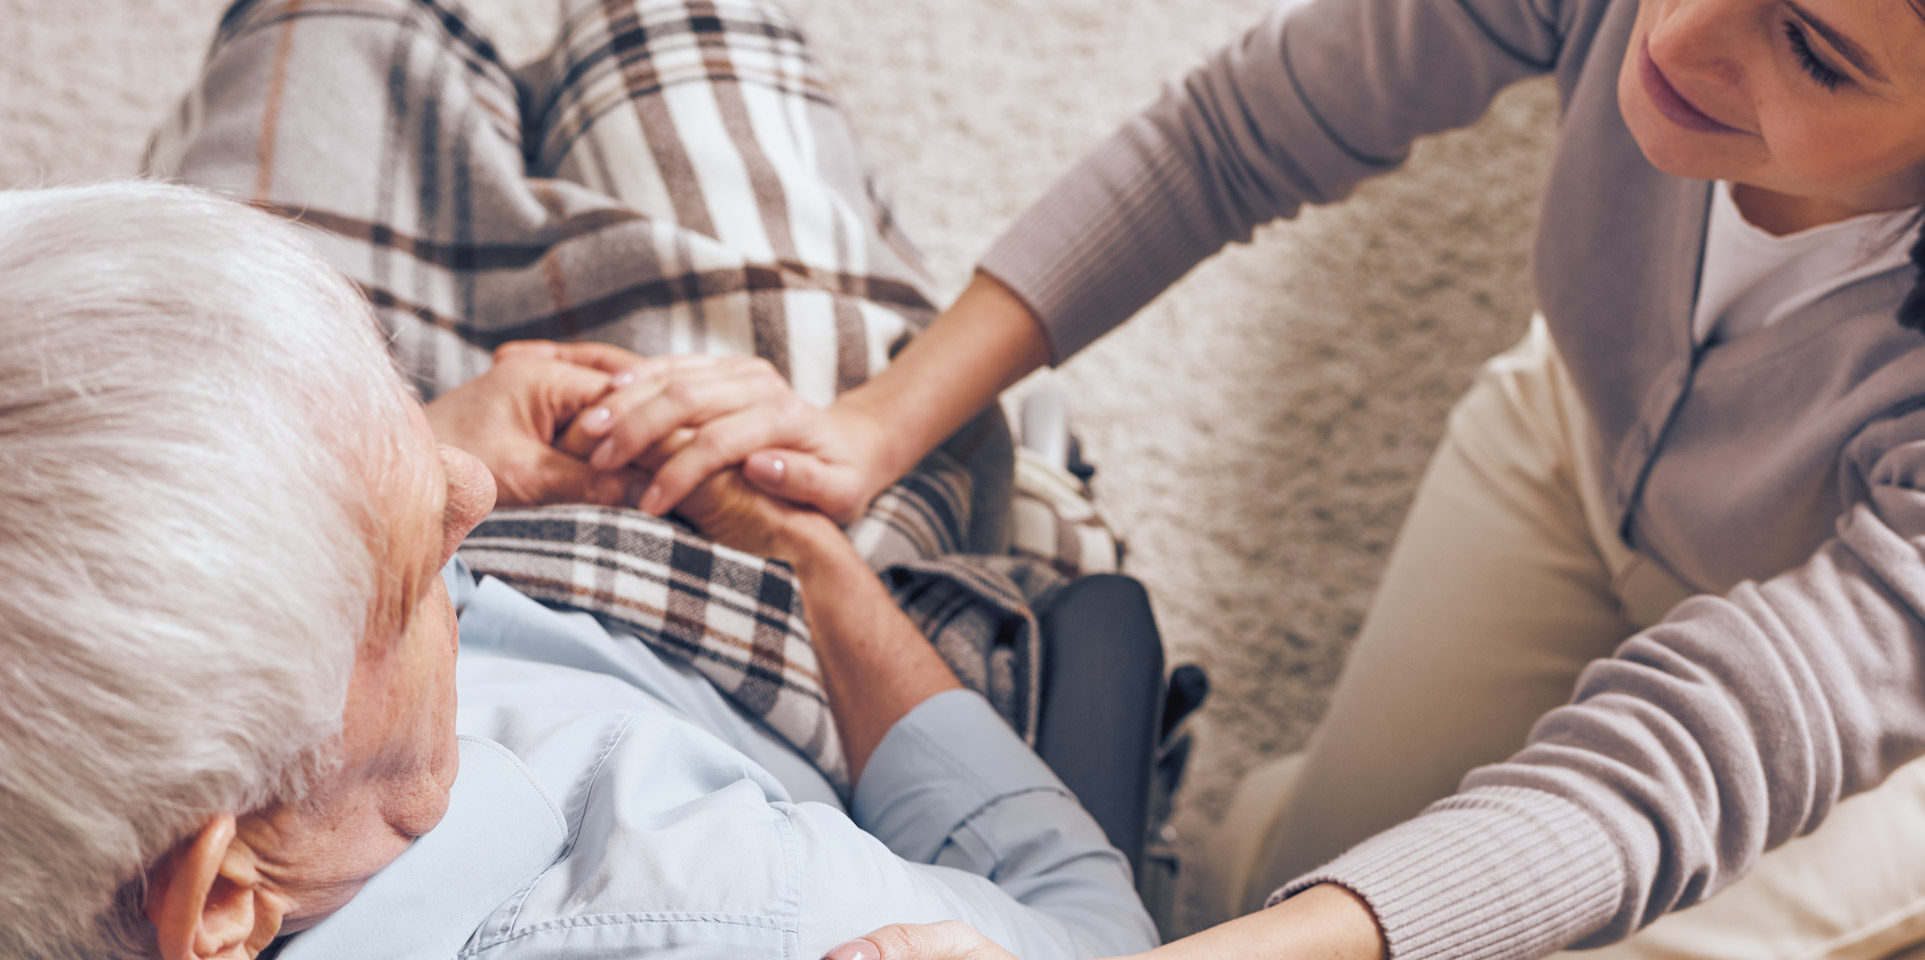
left=0, top=0, right=1557, bottom=933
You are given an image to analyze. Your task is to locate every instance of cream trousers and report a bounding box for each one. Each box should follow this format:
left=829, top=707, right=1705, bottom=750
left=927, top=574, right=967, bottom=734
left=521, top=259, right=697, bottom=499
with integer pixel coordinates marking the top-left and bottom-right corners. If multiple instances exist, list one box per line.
left=1198, top=318, right=1925, bottom=959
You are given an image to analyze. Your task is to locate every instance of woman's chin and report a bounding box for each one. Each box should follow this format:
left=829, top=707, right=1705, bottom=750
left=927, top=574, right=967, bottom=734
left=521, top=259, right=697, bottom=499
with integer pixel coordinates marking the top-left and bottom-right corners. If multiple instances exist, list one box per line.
left=1619, top=93, right=1745, bottom=182
left=1618, top=65, right=1771, bottom=185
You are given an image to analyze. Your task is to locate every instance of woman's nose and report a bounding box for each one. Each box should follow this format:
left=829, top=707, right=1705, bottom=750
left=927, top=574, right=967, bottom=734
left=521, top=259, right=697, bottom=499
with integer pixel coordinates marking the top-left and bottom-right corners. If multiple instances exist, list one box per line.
left=1648, top=0, right=1748, bottom=87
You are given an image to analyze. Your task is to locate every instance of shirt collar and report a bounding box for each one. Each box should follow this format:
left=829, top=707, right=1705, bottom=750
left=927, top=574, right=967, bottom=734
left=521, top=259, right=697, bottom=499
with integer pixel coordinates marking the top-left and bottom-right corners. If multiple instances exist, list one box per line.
left=277, top=736, right=566, bottom=960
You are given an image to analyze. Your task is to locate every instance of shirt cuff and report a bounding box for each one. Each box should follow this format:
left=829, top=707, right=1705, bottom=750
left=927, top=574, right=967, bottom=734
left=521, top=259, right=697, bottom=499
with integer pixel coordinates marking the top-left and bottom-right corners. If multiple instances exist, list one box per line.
left=1271, top=787, right=1625, bottom=960
left=851, top=689, right=1070, bottom=863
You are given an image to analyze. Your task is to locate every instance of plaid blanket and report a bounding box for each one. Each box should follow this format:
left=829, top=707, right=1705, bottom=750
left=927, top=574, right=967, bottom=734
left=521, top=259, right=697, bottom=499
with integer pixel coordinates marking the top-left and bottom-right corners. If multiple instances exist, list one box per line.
left=149, top=0, right=1117, bottom=792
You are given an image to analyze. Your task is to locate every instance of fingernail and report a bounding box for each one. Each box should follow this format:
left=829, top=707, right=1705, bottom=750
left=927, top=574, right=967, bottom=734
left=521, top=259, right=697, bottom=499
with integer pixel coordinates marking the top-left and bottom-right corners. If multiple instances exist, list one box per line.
left=582, top=406, right=612, bottom=431
left=754, top=454, right=787, bottom=486
left=637, top=485, right=663, bottom=516
left=591, top=440, right=617, bottom=471
left=824, top=940, right=880, bottom=960
left=611, top=370, right=637, bottom=388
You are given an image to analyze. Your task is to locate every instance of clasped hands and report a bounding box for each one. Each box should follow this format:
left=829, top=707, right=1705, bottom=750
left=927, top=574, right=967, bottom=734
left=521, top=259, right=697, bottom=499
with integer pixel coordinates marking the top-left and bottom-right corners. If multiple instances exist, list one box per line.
left=423, top=339, right=890, bottom=560
left=427, top=341, right=1244, bottom=960
left=425, top=341, right=1049, bottom=960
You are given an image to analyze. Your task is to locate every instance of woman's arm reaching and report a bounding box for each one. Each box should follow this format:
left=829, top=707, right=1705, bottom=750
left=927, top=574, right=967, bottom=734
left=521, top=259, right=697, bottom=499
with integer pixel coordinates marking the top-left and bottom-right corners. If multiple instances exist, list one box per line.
left=739, top=273, right=1052, bottom=524
left=521, top=0, right=1575, bottom=520
left=818, top=424, right=1925, bottom=960
left=825, top=883, right=1386, bottom=960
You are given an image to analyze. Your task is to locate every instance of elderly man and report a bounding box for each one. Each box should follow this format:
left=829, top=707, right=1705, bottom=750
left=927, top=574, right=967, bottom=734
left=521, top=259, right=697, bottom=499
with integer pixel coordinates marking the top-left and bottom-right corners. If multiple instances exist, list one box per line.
left=0, top=182, right=1154, bottom=959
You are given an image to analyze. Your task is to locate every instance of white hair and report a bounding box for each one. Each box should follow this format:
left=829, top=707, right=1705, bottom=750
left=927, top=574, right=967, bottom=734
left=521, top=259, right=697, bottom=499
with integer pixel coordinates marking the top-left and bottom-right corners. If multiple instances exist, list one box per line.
left=0, top=182, right=418, bottom=959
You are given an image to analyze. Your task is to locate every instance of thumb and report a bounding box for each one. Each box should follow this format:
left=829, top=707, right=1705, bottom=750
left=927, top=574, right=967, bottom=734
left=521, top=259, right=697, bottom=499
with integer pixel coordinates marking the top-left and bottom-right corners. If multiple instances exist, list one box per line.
left=492, top=339, right=562, bottom=361
left=499, top=444, right=623, bottom=507
left=543, top=339, right=652, bottom=375
left=824, top=921, right=1013, bottom=960
left=545, top=359, right=619, bottom=410
left=743, top=449, right=871, bottom=524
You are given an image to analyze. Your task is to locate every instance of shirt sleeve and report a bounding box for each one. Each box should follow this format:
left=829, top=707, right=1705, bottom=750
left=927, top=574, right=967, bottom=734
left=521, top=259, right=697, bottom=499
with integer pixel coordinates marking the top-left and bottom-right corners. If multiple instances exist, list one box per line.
left=1274, top=418, right=1925, bottom=960
left=980, top=0, right=1571, bottom=361
left=786, top=689, right=1157, bottom=959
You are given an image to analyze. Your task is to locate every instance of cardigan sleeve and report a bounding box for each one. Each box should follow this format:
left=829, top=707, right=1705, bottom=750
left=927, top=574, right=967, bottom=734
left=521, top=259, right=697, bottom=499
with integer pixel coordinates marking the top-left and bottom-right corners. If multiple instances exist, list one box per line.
left=978, top=0, right=1575, bottom=360
left=1274, top=412, right=1925, bottom=959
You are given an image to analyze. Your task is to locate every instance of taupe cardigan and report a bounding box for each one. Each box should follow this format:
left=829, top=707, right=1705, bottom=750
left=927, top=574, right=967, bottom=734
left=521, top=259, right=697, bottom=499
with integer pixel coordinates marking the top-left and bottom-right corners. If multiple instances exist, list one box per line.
left=979, top=0, right=1925, bottom=955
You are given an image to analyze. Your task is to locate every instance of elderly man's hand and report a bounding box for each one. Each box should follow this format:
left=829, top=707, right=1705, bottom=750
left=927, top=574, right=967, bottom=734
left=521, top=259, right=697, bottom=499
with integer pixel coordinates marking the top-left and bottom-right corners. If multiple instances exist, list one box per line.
left=424, top=348, right=641, bottom=508
left=671, top=458, right=824, bottom=564
left=521, top=339, right=886, bottom=524
left=484, top=341, right=819, bottom=559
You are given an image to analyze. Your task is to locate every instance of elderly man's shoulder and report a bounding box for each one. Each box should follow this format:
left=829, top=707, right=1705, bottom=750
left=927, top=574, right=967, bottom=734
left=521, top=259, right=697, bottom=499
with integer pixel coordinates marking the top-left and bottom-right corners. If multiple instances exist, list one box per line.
left=282, top=703, right=811, bottom=960
left=457, top=679, right=808, bottom=936
left=278, top=565, right=830, bottom=959
left=455, top=651, right=799, bottom=824
left=446, top=562, right=839, bottom=802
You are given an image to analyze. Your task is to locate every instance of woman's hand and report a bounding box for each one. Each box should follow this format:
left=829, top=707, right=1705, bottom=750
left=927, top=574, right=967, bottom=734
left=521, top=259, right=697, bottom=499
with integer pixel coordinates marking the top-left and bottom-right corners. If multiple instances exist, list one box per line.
left=517, top=340, right=894, bottom=524
left=506, top=268, right=1057, bottom=524
left=423, top=348, right=641, bottom=508
left=818, top=885, right=1387, bottom=960
left=823, top=920, right=1020, bottom=960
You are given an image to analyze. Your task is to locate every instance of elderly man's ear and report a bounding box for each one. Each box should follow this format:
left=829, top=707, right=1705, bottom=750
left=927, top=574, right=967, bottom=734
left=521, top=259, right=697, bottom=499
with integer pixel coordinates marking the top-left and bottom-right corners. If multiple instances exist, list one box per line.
left=145, top=814, right=288, bottom=960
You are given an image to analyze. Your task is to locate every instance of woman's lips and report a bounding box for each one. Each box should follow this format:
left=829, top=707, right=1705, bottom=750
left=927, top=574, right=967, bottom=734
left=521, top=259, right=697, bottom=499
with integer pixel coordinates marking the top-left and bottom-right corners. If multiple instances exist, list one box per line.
left=1638, top=35, right=1745, bottom=135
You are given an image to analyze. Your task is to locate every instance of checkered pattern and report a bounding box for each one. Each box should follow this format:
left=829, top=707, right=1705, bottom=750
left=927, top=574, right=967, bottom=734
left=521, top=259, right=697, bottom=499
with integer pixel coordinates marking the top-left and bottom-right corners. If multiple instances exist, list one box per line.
left=455, top=445, right=1050, bottom=792
left=458, top=506, right=847, bottom=777
left=149, top=0, right=1119, bottom=791
left=151, top=0, right=936, bottom=404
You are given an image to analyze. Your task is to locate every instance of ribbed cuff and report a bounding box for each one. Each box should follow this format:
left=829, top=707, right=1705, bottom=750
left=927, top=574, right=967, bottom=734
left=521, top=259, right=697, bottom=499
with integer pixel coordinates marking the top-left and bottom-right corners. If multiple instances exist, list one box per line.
left=979, top=123, right=1225, bottom=363
left=1272, top=787, right=1625, bottom=960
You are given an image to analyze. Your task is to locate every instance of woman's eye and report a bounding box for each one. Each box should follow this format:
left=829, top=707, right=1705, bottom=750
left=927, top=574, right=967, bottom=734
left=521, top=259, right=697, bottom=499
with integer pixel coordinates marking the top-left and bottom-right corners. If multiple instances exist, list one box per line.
left=1784, top=22, right=1847, bottom=91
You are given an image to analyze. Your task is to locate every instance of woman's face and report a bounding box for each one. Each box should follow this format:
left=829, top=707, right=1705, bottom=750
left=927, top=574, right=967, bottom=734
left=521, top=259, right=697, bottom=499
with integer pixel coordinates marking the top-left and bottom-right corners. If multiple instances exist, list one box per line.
left=1619, top=0, right=1925, bottom=215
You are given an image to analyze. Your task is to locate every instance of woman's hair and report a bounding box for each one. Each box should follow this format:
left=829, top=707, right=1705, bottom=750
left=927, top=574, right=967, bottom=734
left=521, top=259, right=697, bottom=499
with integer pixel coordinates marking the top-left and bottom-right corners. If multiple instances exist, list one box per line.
left=1907, top=0, right=1925, bottom=332
left=1900, top=217, right=1925, bottom=331
left=0, top=181, right=416, bottom=959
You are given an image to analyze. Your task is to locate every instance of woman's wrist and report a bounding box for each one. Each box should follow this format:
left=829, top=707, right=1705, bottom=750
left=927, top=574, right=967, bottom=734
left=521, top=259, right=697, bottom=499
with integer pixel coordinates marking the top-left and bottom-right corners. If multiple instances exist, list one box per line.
left=828, top=386, right=915, bottom=500
left=1142, top=883, right=1386, bottom=960
left=830, top=272, right=1054, bottom=500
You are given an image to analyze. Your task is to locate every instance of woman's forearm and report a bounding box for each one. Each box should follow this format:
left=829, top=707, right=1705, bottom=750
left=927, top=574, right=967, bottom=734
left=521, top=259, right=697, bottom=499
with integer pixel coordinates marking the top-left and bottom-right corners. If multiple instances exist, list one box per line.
left=833, top=882, right=1386, bottom=960
left=1140, top=884, right=1386, bottom=960
left=839, top=271, right=1052, bottom=485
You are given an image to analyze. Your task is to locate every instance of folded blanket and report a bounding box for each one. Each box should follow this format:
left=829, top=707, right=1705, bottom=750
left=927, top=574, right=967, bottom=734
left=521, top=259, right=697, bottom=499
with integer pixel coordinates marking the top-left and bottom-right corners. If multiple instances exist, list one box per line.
left=150, top=0, right=1116, bottom=792
left=456, top=448, right=1052, bottom=793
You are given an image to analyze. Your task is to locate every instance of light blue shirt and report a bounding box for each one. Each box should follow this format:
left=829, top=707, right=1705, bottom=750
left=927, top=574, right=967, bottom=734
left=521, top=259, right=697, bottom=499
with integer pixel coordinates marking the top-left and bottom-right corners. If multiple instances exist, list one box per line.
left=278, top=560, right=1157, bottom=960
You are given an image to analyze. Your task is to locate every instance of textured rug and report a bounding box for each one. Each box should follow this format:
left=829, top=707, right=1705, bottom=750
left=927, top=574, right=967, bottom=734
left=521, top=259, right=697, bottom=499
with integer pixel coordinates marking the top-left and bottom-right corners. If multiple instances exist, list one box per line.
left=0, top=0, right=1557, bottom=933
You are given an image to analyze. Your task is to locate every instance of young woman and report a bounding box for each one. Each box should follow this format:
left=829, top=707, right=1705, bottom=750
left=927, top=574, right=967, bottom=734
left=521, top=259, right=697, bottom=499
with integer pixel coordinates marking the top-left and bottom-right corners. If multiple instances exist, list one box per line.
left=567, top=0, right=1925, bottom=956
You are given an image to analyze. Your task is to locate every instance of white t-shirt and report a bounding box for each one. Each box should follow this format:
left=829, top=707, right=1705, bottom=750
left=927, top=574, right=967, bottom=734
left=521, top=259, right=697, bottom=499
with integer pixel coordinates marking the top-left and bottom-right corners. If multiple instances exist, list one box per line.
left=1692, top=180, right=1919, bottom=345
